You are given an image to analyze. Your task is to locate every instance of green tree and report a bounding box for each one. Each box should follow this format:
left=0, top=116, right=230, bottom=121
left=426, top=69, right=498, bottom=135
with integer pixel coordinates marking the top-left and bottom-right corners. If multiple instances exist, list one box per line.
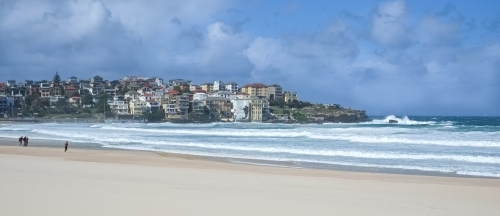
left=95, top=93, right=110, bottom=112
left=53, top=71, right=61, bottom=86
left=82, top=94, right=94, bottom=106
left=173, top=86, right=182, bottom=92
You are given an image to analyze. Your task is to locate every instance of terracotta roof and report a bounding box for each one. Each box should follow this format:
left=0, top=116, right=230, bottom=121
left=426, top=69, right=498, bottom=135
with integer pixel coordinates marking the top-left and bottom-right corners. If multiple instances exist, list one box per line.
left=168, top=89, right=180, bottom=94
left=242, top=83, right=267, bottom=88
left=0, top=83, right=6, bottom=87
left=142, top=93, right=152, bottom=97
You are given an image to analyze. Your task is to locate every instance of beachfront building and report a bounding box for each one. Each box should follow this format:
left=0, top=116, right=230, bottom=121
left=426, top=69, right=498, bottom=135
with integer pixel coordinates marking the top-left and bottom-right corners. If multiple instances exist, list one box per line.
left=175, top=94, right=189, bottom=115
left=231, top=99, right=250, bottom=122
left=249, top=97, right=265, bottom=122
left=267, top=84, right=283, bottom=101
left=0, top=95, right=14, bottom=114
left=130, top=100, right=146, bottom=116
left=204, top=97, right=232, bottom=119
left=146, top=100, right=160, bottom=113
left=192, top=100, right=205, bottom=115
left=162, top=103, right=176, bottom=117
left=284, top=91, right=299, bottom=102
left=241, top=83, right=268, bottom=99
left=108, top=95, right=128, bottom=114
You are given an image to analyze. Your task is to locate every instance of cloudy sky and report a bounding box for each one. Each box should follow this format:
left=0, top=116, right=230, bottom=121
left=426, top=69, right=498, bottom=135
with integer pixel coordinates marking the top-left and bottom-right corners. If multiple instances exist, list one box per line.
left=1, top=0, right=499, bottom=115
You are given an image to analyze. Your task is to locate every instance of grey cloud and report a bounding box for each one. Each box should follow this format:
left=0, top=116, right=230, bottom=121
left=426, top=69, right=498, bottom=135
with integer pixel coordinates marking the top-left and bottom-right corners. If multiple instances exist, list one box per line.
left=171, top=17, right=181, bottom=26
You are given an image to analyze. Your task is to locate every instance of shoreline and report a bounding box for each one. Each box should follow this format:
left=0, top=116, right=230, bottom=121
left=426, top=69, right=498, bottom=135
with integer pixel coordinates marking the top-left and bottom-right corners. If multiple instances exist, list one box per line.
left=1, top=145, right=499, bottom=186
left=1, top=145, right=500, bottom=215
left=1, top=138, right=498, bottom=180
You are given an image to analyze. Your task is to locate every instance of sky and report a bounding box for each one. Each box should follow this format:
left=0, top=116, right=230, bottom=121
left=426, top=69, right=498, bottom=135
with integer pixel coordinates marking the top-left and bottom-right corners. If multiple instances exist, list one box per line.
left=0, top=0, right=499, bottom=116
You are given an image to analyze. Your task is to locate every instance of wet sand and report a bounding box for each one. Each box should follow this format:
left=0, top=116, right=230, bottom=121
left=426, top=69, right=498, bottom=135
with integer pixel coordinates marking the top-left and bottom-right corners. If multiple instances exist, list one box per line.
left=1, top=145, right=499, bottom=216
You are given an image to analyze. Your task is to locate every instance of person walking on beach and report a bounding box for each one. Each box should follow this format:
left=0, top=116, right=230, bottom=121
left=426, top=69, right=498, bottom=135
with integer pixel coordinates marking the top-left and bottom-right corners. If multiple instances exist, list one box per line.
left=25, top=137, right=29, bottom=146
left=18, top=136, right=23, bottom=146
left=64, top=141, right=68, bottom=152
left=23, top=136, right=27, bottom=147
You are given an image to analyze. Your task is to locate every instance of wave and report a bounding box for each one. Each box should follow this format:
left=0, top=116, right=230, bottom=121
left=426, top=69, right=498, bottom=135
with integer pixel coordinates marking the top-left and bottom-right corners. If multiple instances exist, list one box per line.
left=307, top=134, right=500, bottom=147
left=97, top=140, right=500, bottom=164
left=100, top=144, right=500, bottom=178
left=369, top=115, right=435, bottom=125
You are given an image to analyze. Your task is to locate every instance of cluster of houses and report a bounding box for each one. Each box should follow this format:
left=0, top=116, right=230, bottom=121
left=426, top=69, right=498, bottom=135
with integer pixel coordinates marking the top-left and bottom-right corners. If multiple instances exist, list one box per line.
left=0, top=76, right=300, bottom=122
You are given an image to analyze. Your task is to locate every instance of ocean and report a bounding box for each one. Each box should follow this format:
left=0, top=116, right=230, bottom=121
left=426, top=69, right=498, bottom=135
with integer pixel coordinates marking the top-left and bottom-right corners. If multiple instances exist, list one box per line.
left=1, top=115, right=499, bottom=178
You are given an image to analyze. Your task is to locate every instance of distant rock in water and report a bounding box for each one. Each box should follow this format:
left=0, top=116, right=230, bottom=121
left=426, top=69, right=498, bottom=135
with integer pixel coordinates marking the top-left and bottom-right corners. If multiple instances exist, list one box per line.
left=388, top=120, right=398, bottom=124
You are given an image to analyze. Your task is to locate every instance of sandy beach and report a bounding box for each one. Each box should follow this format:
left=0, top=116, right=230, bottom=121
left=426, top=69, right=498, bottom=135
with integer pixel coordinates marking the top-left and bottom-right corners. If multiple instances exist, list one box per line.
left=1, top=145, right=499, bottom=216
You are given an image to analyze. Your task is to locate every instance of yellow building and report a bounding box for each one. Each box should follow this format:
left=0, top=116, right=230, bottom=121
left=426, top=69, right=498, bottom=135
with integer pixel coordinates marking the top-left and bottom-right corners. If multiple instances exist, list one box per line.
left=241, top=83, right=268, bottom=98
left=129, top=100, right=146, bottom=116
left=284, top=91, right=299, bottom=102
left=249, top=97, right=264, bottom=122
left=201, top=83, right=214, bottom=93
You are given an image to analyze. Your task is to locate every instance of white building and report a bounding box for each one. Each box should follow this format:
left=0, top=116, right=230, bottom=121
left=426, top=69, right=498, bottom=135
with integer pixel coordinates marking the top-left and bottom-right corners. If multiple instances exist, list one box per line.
left=225, top=82, right=238, bottom=93
left=139, top=93, right=153, bottom=102
left=231, top=99, right=250, bottom=122
left=146, top=100, right=160, bottom=113
left=214, top=81, right=225, bottom=91
left=208, top=91, right=237, bottom=100
left=193, top=93, right=208, bottom=101
left=124, top=90, right=140, bottom=101
left=108, top=100, right=129, bottom=114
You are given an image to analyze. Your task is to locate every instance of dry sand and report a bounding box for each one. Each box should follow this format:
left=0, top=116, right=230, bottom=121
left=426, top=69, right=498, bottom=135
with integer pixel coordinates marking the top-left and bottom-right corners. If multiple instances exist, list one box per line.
left=1, top=146, right=499, bottom=216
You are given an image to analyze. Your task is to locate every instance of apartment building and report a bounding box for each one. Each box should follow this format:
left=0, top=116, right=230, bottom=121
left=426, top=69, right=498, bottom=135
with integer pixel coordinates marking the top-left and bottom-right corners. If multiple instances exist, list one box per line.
left=284, top=91, right=299, bottom=102
left=200, top=83, right=214, bottom=93
left=225, top=82, right=238, bottom=93
left=241, top=83, right=268, bottom=99
left=267, top=84, right=283, bottom=101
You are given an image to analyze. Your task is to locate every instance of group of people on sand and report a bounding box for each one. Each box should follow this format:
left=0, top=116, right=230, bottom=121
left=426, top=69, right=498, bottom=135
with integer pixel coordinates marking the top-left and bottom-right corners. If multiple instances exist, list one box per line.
left=17, top=136, right=69, bottom=152
left=18, top=136, right=29, bottom=147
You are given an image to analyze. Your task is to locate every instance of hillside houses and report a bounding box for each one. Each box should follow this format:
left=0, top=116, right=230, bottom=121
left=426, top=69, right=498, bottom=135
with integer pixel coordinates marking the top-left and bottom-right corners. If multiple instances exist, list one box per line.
left=1, top=75, right=300, bottom=122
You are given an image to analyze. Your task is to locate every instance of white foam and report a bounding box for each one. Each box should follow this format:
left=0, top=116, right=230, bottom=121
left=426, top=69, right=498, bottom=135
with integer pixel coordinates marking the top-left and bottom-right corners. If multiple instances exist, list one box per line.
left=101, top=144, right=500, bottom=178
left=368, top=115, right=435, bottom=125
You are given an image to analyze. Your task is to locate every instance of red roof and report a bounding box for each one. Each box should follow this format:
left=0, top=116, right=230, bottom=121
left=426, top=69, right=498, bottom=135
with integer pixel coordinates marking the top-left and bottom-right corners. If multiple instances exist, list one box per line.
left=142, top=93, right=152, bottom=97
left=146, top=99, right=156, bottom=103
left=168, top=89, right=180, bottom=94
left=0, top=83, right=6, bottom=87
left=242, top=83, right=267, bottom=88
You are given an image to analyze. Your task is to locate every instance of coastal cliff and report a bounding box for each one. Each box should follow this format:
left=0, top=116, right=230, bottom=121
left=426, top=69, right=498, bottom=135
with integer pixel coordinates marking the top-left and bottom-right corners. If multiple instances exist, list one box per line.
left=271, top=104, right=370, bottom=123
